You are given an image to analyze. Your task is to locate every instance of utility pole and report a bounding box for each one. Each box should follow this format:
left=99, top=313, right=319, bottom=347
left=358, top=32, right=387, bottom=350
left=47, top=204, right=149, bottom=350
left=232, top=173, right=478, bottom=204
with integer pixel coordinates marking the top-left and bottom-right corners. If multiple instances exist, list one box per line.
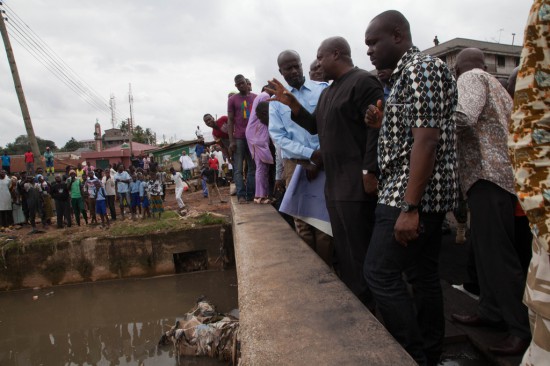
left=128, top=83, right=134, bottom=157
left=0, top=6, right=42, bottom=169
left=109, top=93, right=116, bottom=129
left=512, top=33, right=516, bottom=46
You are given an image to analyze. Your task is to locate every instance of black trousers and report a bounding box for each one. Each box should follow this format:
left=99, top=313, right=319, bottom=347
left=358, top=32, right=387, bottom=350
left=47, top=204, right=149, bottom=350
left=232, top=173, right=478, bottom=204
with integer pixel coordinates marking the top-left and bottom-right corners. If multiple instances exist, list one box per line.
left=365, top=204, right=445, bottom=365
left=106, top=195, right=116, bottom=220
left=0, top=210, right=13, bottom=227
left=54, top=199, right=71, bottom=228
left=327, top=200, right=376, bottom=306
left=467, top=179, right=530, bottom=339
left=28, top=200, right=45, bottom=228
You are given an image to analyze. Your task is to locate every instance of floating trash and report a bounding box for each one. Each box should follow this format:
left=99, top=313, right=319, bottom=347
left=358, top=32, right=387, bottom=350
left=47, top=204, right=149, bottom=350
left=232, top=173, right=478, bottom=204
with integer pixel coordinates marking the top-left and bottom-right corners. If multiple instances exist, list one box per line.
left=159, top=296, right=239, bottom=364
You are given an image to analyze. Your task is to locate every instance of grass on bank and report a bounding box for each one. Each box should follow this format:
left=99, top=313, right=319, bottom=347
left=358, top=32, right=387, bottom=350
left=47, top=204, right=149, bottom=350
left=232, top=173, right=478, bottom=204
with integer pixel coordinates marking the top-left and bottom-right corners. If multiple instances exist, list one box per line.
left=0, top=210, right=228, bottom=250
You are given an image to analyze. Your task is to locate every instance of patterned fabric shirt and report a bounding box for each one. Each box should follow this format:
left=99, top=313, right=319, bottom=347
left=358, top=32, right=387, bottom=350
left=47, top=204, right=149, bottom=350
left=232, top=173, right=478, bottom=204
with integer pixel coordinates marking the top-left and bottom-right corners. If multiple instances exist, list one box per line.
left=455, top=68, right=515, bottom=196
left=509, top=0, right=550, bottom=253
left=378, top=46, right=458, bottom=213
left=510, top=0, right=550, bottom=340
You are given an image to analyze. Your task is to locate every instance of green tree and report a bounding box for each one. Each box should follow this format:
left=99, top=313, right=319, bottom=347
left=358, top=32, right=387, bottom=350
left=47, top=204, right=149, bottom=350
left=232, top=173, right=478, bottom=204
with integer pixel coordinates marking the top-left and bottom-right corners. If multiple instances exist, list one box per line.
left=60, top=137, right=83, bottom=152
left=4, top=135, right=58, bottom=155
left=119, top=120, right=129, bottom=133
left=133, top=125, right=145, bottom=143
left=145, top=128, right=156, bottom=145
left=117, top=120, right=156, bottom=145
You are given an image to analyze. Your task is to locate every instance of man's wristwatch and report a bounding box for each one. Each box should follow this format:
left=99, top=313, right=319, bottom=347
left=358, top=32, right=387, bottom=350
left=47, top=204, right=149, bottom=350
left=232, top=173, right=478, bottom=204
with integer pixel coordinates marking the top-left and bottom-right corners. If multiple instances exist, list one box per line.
left=399, top=201, right=419, bottom=212
left=362, top=170, right=370, bottom=175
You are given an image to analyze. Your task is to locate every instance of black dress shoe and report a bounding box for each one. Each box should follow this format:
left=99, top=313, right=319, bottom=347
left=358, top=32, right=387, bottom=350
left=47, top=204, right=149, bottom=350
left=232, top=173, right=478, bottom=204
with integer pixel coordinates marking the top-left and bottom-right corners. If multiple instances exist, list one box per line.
left=488, top=334, right=530, bottom=356
left=451, top=313, right=503, bottom=328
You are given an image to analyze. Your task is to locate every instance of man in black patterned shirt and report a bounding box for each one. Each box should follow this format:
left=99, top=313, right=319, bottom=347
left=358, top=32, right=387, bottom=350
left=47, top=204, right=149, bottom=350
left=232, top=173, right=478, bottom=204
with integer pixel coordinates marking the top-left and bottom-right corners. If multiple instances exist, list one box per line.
left=364, top=10, right=458, bottom=365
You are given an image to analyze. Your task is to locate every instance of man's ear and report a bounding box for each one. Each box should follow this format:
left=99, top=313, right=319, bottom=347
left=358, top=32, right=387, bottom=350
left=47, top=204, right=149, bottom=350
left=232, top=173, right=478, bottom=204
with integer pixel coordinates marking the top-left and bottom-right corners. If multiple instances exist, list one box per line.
left=393, top=27, right=404, bottom=44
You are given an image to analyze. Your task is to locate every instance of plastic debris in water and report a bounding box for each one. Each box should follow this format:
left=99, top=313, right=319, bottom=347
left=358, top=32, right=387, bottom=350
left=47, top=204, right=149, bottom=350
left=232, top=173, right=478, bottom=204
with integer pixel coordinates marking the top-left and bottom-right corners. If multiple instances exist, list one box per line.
left=159, top=297, right=239, bottom=364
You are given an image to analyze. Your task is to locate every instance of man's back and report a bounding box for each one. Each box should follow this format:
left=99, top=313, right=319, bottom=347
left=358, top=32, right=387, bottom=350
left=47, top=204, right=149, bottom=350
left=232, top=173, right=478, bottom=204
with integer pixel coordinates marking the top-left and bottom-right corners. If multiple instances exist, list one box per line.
left=455, top=68, right=514, bottom=195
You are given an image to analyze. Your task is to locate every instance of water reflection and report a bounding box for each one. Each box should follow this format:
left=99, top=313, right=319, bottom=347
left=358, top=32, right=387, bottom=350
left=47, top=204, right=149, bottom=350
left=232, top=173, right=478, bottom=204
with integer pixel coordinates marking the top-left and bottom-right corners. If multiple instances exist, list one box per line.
left=0, top=270, right=238, bottom=365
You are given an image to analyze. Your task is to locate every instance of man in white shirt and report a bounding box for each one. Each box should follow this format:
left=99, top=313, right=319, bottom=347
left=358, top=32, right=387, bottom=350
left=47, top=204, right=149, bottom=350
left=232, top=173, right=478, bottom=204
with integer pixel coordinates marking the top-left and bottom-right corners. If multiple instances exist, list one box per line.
left=170, top=167, right=186, bottom=212
left=114, top=165, right=131, bottom=220
left=179, top=151, right=195, bottom=180
left=102, top=169, right=117, bottom=221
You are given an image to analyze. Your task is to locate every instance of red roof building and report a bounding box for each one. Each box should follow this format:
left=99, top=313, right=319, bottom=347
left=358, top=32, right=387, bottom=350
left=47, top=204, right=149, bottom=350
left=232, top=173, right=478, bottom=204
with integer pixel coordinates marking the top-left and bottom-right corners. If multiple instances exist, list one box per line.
left=81, top=142, right=158, bottom=170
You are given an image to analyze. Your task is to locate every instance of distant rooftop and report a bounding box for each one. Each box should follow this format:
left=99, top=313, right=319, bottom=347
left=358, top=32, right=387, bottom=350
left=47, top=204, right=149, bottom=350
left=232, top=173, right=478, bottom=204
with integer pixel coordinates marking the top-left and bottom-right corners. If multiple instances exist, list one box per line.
left=424, top=37, right=521, bottom=57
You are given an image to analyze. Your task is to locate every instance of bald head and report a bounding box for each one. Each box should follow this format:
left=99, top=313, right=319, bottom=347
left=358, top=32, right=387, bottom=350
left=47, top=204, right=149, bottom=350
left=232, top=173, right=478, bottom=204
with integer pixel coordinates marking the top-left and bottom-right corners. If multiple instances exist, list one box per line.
left=277, top=50, right=301, bottom=67
left=371, top=10, right=412, bottom=42
left=309, top=59, right=326, bottom=82
left=365, top=10, right=413, bottom=70
left=316, top=36, right=354, bottom=80
left=319, top=36, right=352, bottom=60
left=455, top=48, right=486, bottom=78
left=277, top=50, right=305, bottom=89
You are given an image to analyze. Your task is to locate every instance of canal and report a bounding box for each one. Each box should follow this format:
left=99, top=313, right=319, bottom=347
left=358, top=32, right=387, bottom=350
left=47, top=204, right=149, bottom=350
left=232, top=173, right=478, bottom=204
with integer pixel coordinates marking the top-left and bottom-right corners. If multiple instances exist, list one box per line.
left=0, top=269, right=238, bottom=365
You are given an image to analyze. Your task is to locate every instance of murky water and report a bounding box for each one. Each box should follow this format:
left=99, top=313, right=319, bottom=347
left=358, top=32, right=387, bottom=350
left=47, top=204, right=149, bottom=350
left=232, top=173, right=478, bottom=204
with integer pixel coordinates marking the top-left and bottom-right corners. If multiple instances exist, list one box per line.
left=0, top=270, right=238, bottom=366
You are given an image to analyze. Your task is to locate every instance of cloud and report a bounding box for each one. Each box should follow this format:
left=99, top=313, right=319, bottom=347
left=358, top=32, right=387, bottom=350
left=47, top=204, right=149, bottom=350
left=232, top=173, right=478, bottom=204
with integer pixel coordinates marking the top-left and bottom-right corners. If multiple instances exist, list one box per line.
left=0, top=0, right=531, bottom=148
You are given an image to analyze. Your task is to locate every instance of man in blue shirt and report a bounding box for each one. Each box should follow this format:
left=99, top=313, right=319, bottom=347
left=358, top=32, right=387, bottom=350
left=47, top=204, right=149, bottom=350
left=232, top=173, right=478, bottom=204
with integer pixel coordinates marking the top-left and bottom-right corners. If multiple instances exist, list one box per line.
left=268, top=50, right=333, bottom=267
left=1, top=151, right=10, bottom=175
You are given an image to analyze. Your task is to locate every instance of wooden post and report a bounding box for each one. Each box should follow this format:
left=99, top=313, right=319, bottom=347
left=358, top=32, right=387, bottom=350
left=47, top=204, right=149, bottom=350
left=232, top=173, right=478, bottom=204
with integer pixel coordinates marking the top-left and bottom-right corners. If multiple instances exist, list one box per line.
left=0, top=12, right=43, bottom=169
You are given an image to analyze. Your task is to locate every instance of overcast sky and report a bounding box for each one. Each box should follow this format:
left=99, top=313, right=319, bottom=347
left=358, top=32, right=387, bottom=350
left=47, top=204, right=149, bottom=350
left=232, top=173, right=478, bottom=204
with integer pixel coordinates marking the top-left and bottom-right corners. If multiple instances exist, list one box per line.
left=0, top=0, right=531, bottom=149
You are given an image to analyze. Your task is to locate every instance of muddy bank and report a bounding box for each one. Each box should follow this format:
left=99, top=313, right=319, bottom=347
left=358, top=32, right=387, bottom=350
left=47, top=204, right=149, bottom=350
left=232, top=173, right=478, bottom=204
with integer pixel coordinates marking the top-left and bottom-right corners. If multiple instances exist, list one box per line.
left=0, top=224, right=233, bottom=290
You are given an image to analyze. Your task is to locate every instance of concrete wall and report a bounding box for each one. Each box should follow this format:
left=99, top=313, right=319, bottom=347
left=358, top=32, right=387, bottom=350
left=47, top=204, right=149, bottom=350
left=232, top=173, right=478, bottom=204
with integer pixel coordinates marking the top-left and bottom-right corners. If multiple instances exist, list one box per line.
left=231, top=198, right=416, bottom=365
left=0, top=225, right=229, bottom=290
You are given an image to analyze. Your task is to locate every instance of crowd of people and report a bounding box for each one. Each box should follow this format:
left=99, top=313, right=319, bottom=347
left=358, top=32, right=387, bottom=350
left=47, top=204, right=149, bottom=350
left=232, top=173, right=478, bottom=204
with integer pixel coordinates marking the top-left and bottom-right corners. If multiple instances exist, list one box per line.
left=196, top=4, right=547, bottom=366
left=0, top=159, right=169, bottom=233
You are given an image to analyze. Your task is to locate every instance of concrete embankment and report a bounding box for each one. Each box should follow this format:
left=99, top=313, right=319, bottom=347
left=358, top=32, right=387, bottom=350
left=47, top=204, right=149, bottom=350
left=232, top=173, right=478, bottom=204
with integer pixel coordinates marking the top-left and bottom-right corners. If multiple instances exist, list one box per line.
left=231, top=198, right=415, bottom=365
left=0, top=225, right=231, bottom=290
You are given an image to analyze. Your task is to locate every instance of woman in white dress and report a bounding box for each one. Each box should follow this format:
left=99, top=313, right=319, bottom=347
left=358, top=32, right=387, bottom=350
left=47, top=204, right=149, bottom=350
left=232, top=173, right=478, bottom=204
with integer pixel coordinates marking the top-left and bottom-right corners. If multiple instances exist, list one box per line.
left=0, top=170, right=13, bottom=227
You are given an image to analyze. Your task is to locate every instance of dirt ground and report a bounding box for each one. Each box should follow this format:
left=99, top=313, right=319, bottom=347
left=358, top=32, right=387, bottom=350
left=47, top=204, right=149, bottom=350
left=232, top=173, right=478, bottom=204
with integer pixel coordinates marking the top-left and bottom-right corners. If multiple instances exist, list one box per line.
left=0, top=184, right=232, bottom=245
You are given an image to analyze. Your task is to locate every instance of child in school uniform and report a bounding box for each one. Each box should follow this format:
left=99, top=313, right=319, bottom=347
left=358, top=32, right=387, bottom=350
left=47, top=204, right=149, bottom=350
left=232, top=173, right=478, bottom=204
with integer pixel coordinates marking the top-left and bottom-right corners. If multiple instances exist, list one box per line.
left=94, top=180, right=110, bottom=229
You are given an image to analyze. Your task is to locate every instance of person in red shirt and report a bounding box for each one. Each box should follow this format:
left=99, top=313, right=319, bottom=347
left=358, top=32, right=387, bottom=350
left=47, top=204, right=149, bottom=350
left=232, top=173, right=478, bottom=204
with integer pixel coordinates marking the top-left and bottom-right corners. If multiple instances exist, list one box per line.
left=24, top=149, right=35, bottom=175
left=203, top=114, right=230, bottom=158
left=208, top=154, right=219, bottom=171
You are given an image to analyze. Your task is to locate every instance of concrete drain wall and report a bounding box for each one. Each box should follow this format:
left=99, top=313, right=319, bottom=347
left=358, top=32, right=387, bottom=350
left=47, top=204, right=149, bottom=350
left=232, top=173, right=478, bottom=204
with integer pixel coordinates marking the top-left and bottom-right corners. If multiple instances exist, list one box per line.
left=231, top=197, right=416, bottom=366
left=0, top=224, right=233, bottom=290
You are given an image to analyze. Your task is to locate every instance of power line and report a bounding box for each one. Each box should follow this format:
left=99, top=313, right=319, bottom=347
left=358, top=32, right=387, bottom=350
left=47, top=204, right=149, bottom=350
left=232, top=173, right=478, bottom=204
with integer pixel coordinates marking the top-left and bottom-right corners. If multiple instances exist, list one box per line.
left=7, top=29, right=111, bottom=114
left=5, top=13, right=110, bottom=111
left=2, top=3, right=112, bottom=113
left=3, top=2, right=113, bottom=112
left=5, top=15, right=112, bottom=115
left=1, top=1, right=124, bottom=122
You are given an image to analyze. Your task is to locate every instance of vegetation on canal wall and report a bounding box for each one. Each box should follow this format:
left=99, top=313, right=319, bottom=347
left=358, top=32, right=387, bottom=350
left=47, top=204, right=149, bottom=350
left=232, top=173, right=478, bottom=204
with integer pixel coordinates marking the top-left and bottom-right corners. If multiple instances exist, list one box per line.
left=0, top=216, right=232, bottom=290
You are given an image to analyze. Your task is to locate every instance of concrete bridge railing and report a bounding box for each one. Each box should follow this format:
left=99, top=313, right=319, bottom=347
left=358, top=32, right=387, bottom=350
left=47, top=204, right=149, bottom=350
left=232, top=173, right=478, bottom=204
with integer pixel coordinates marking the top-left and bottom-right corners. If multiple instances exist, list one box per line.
left=231, top=197, right=416, bottom=365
